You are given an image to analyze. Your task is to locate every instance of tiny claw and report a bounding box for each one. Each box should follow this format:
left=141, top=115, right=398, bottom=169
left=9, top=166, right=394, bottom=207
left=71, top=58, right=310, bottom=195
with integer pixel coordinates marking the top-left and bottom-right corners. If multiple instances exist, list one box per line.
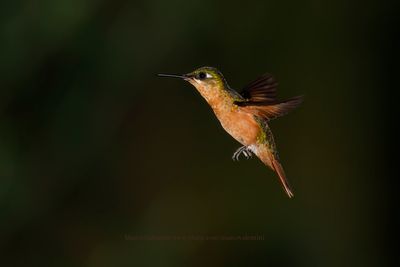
left=232, top=146, right=253, bottom=161
left=245, top=150, right=253, bottom=159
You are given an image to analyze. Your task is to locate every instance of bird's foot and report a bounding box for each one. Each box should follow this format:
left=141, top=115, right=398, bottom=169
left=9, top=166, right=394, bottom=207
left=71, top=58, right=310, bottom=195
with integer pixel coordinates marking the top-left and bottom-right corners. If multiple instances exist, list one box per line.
left=232, top=146, right=253, bottom=161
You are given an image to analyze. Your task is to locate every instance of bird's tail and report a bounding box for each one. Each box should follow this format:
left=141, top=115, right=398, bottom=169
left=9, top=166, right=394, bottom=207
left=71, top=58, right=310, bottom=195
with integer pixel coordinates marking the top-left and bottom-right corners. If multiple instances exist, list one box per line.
left=271, top=157, right=294, bottom=198
left=256, top=145, right=294, bottom=198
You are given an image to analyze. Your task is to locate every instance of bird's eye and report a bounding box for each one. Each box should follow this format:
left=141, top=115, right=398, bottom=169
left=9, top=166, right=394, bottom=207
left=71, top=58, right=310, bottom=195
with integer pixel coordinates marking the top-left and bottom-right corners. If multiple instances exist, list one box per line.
left=197, top=72, right=207, bottom=80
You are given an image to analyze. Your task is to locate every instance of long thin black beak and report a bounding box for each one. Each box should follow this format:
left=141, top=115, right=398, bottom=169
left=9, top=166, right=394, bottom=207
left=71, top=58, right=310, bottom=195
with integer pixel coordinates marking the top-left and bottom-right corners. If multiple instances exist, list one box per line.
left=157, top=73, right=188, bottom=79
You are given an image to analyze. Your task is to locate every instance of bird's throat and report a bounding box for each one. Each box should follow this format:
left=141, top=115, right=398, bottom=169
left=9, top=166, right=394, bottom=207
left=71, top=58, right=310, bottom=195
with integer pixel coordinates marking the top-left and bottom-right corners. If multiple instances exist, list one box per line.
left=189, top=81, right=234, bottom=112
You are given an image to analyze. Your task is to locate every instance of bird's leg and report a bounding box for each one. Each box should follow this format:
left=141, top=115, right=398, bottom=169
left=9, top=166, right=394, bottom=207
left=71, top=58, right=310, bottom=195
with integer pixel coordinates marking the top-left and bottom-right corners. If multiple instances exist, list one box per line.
left=232, top=146, right=253, bottom=161
left=232, top=146, right=246, bottom=161
left=243, top=149, right=253, bottom=159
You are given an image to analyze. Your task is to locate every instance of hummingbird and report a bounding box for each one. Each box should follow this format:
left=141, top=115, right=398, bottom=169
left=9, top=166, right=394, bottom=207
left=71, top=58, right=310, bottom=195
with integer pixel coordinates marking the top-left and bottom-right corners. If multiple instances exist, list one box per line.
left=158, top=67, right=303, bottom=198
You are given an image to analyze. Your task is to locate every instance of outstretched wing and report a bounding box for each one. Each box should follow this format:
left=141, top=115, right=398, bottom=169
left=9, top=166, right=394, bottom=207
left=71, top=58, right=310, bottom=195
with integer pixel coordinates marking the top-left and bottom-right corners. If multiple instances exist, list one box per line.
left=244, top=96, right=303, bottom=120
left=235, top=73, right=303, bottom=121
left=237, top=73, right=278, bottom=104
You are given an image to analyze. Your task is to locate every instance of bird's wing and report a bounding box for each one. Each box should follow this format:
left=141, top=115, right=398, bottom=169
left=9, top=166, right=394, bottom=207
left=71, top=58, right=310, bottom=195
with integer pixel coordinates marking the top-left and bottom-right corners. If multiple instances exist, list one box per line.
left=236, top=73, right=278, bottom=105
left=234, top=73, right=303, bottom=121
left=240, top=96, right=303, bottom=120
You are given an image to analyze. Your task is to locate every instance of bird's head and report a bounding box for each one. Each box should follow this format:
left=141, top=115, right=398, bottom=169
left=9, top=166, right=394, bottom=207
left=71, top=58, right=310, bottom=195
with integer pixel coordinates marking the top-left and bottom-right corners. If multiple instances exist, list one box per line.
left=158, top=66, right=227, bottom=91
left=158, top=66, right=236, bottom=106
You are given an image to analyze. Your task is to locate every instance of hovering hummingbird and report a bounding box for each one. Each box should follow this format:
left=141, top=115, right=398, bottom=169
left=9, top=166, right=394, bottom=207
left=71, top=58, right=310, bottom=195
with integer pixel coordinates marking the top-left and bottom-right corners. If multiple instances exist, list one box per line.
left=158, top=67, right=303, bottom=198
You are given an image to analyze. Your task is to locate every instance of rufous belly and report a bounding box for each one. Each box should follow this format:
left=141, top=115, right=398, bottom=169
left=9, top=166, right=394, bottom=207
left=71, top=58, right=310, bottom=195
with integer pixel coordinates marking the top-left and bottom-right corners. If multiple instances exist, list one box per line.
left=214, top=108, right=260, bottom=146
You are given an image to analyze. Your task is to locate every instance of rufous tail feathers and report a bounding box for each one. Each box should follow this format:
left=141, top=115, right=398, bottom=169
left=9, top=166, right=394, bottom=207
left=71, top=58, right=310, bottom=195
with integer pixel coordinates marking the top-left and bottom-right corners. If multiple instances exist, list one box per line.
left=271, top=157, right=294, bottom=198
left=256, top=145, right=294, bottom=198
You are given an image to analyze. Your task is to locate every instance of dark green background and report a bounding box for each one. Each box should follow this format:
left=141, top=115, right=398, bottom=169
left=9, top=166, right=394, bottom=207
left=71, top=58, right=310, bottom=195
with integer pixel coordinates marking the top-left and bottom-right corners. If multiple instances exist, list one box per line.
left=1, top=0, right=397, bottom=266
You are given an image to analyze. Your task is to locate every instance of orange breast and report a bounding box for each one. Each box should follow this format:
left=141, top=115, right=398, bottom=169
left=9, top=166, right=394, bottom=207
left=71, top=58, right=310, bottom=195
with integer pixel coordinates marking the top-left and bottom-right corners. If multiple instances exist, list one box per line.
left=214, top=107, right=260, bottom=146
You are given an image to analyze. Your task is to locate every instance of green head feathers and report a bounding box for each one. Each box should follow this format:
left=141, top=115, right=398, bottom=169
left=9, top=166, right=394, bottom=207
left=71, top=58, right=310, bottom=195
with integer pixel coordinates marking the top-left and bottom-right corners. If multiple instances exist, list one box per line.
left=185, top=66, right=243, bottom=102
left=157, top=66, right=242, bottom=101
left=186, top=66, right=228, bottom=88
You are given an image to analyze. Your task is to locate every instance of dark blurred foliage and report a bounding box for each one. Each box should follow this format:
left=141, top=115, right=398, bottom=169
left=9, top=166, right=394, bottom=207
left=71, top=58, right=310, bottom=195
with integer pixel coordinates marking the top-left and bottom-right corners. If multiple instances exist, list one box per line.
left=0, top=0, right=398, bottom=266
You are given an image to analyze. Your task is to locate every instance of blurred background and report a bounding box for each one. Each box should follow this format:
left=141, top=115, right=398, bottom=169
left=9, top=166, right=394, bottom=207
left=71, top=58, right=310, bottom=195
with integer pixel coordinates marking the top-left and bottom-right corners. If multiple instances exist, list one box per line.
left=0, top=0, right=398, bottom=266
